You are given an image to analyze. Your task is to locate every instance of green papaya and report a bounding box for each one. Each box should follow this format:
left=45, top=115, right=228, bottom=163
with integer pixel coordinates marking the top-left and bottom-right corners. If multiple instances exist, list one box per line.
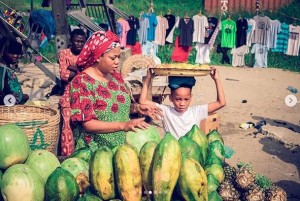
left=207, top=174, right=220, bottom=193
left=208, top=141, right=225, bottom=162
left=178, top=136, right=204, bottom=166
left=177, top=157, right=208, bottom=201
left=207, top=130, right=224, bottom=145
left=139, top=141, right=158, bottom=198
left=205, top=153, right=224, bottom=168
left=77, top=192, right=103, bottom=201
left=152, top=132, right=181, bottom=201
left=205, top=164, right=225, bottom=184
left=114, top=144, right=142, bottom=201
left=186, top=124, right=208, bottom=165
left=208, top=190, right=222, bottom=201
left=90, top=146, right=115, bottom=200
left=70, top=147, right=93, bottom=163
left=45, top=167, right=79, bottom=201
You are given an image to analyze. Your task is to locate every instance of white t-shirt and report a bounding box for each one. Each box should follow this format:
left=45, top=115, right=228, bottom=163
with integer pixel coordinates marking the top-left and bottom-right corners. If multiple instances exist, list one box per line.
left=156, top=103, right=208, bottom=139
left=192, top=15, right=209, bottom=43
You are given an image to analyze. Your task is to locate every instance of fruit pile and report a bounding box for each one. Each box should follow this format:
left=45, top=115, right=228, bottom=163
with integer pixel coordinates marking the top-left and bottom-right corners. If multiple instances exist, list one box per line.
left=0, top=123, right=288, bottom=201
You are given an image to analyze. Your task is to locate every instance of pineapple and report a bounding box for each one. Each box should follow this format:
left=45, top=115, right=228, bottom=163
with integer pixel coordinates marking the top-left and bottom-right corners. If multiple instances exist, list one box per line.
left=265, top=185, right=287, bottom=201
left=235, top=163, right=256, bottom=190
left=224, top=163, right=236, bottom=182
left=218, top=180, right=241, bottom=201
left=243, top=183, right=265, bottom=201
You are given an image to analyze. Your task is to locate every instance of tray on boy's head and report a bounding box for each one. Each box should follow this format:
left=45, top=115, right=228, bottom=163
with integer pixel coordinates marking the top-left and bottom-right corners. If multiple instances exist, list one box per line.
left=150, top=63, right=211, bottom=77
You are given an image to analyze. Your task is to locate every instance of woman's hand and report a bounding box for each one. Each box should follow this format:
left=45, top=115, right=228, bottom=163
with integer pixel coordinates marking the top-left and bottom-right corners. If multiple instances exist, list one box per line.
left=138, top=104, right=163, bottom=120
left=123, top=117, right=149, bottom=132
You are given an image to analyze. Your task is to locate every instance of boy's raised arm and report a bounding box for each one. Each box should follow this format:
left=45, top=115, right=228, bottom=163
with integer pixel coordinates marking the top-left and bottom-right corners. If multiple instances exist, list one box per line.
left=208, top=67, right=226, bottom=113
left=139, top=68, right=156, bottom=105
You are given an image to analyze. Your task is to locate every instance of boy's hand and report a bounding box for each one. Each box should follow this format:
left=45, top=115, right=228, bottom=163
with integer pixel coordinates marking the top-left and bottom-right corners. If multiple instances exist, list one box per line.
left=210, top=67, right=220, bottom=81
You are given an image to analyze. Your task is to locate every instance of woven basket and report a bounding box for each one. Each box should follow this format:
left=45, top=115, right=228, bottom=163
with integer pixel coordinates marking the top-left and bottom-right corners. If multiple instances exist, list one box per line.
left=121, top=54, right=156, bottom=77
left=0, top=105, right=60, bottom=154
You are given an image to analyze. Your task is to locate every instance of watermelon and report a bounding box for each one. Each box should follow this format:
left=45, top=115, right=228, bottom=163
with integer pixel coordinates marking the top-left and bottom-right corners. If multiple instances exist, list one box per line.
left=25, top=149, right=60, bottom=183
left=125, top=125, right=161, bottom=153
left=45, top=167, right=79, bottom=201
left=61, top=158, right=90, bottom=194
left=0, top=124, right=30, bottom=169
left=0, top=164, right=45, bottom=201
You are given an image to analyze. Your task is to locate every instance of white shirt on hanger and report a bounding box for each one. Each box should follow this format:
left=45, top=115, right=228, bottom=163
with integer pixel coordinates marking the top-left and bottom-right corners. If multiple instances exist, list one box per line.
left=192, top=14, right=209, bottom=43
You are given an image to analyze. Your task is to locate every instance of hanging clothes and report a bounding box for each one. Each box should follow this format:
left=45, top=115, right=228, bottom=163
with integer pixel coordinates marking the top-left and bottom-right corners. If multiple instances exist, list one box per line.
left=164, top=13, right=176, bottom=40
left=195, top=43, right=210, bottom=64
left=236, top=17, right=248, bottom=48
left=117, top=18, right=130, bottom=47
left=126, top=42, right=142, bottom=55
left=271, top=23, right=289, bottom=53
left=267, top=19, right=281, bottom=49
left=253, top=15, right=271, bottom=45
left=220, top=19, right=237, bottom=48
left=251, top=43, right=268, bottom=68
left=126, top=15, right=140, bottom=46
left=142, top=13, right=158, bottom=41
left=205, top=16, right=219, bottom=44
left=286, top=25, right=300, bottom=56
left=171, top=36, right=192, bottom=62
left=208, top=20, right=220, bottom=48
left=166, top=16, right=180, bottom=44
left=154, top=16, right=169, bottom=46
left=192, top=14, right=208, bottom=43
left=29, top=9, right=55, bottom=40
left=138, top=17, right=149, bottom=44
left=142, top=41, right=158, bottom=56
left=178, top=17, right=194, bottom=47
left=246, top=18, right=256, bottom=46
left=231, top=45, right=249, bottom=67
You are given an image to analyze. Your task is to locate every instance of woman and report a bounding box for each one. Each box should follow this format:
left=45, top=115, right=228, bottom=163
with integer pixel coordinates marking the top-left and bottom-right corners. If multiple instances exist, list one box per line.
left=58, top=29, right=87, bottom=156
left=0, top=38, right=29, bottom=105
left=70, top=30, right=161, bottom=151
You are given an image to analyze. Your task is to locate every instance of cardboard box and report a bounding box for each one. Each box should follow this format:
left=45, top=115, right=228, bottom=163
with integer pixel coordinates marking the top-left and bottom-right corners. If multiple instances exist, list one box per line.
left=200, top=113, right=220, bottom=135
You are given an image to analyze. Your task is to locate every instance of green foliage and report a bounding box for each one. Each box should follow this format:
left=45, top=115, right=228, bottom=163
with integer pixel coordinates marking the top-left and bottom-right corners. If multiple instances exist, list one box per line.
left=256, top=174, right=272, bottom=190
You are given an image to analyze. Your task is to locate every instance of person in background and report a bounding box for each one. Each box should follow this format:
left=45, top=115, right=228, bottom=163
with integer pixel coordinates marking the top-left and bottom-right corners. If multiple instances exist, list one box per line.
left=139, top=67, right=226, bottom=139
left=58, top=29, right=87, bottom=156
left=70, top=30, right=161, bottom=151
left=0, top=38, right=29, bottom=105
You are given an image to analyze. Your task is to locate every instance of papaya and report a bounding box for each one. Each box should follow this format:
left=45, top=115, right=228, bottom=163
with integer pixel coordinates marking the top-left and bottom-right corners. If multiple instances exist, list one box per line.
left=90, top=146, right=115, bottom=200
left=186, top=125, right=208, bottom=165
left=207, top=174, right=220, bottom=193
left=45, top=167, right=79, bottom=201
left=208, top=141, right=225, bottom=162
left=177, top=157, right=208, bottom=201
left=205, top=164, right=225, bottom=184
left=152, top=132, right=181, bottom=201
left=114, top=144, right=142, bottom=201
left=206, top=130, right=224, bottom=145
left=139, top=141, right=158, bottom=198
left=205, top=153, right=224, bottom=168
left=77, top=192, right=103, bottom=201
left=178, top=136, right=204, bottom=166
left=70, top=147, right=93, bottom=163
left=208, top=190, right=222, bottom=201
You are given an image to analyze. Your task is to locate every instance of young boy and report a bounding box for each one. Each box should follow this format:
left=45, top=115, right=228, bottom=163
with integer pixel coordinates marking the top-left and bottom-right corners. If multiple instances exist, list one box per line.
left=139, top=67, right=226, bottom=139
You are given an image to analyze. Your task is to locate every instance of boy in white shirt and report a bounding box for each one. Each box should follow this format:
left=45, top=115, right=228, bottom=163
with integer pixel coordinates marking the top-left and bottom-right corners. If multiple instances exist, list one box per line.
left=139, top=67, right=226, bottom=139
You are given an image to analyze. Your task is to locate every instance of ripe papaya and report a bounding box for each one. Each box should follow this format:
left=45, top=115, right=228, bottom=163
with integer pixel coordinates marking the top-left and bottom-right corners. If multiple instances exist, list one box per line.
left=186, top=125, right=208, bottom=165
left=152, top=132, right=181, bottom=201
left=90, top=146, right=115, bottom=200
left=114, top=144, right=142, bottom=201
left=178, top=136, right=204, bottom=166
left=139, top=141, right=158, bottom=198
left=177, top=157, right=208, bottom=201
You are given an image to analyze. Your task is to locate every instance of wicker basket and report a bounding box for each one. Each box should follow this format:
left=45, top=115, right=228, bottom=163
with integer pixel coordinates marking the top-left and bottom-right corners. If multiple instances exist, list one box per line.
left=0, top=105, right=60, bottom=154
left=151, top=68, right=211, bottom=76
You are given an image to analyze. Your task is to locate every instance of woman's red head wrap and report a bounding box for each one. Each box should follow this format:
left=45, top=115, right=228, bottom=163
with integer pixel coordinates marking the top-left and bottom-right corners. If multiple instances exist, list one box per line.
left=76, top=30, right=120, bottom=70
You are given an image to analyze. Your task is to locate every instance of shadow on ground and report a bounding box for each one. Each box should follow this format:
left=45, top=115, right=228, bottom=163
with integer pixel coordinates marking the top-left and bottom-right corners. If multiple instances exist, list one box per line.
left=259, top=137, right=300, bottom=200
left=252, top=116, right=300, bottom=133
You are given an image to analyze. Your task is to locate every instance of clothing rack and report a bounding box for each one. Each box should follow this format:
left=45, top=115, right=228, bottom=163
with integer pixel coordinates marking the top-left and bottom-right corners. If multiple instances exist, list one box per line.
left=67, top=10, right=104, bottom=32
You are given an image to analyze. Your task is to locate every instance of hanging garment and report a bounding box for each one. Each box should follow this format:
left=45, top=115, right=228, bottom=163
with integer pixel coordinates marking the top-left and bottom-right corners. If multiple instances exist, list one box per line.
left=29, top=9, right=55, bottom=40
left=267, top=19, right=281, bottom=49
left=178, top=18, right=194, bottom=47
left=164, top=14, right=176, bottom=40
left=220, top=47, right=231, bottom=64
left=205, top=17, right=218, bottom=44
left=142, top=13, right=158, bottom=41
left=251, top=43, right=268, bottom=68
left=166, top=16, right=180, bottom=44
left=236, top=18, right=248, bottom=48
left=126, top=42, right=142, bottom=55
left=286, top=25, right=300, bottom=56
left=154, top=16, right=169, bottom=46
left=271, top=23, right=289, bottom=53
left=253, top=15, right=271, bottom=45
left=220, top=19, right=237, bottom=48
left=231, top=45, right=249, bottom=67
left=126, top=15, right=140, bottom=45
left=246, top=18, right=256, bottom=46
left=138, top=17, right=149, bottom=44
left=171, top=36, right=192, bottom=62
left=142, top=41, right=158, bottom=56
left=117, top=18, right=130, bottom=47
left=208, top=20, right=220, bottom=48
left=195, top=43, right=210, bottom=64
left=192, top=14, right=208, bottom=43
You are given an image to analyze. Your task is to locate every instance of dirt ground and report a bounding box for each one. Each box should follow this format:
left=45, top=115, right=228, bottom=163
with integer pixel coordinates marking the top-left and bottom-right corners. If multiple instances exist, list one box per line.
left=18, top=63, right=300, bottom=200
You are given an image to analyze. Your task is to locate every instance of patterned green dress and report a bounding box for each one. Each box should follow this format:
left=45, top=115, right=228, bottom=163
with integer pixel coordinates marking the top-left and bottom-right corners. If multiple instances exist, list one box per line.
left=70, top=72, right=131, bottom=151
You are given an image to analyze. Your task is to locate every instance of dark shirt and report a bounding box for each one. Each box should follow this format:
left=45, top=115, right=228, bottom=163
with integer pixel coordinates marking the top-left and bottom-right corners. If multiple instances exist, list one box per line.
left=236, top=18, right=248, bottom=48
left=178, top=18, right=194, bottom=47
left=126, top=15, right=140, bottom=45
left=164, top=14, right=176, bottom=39
left=205, top=17, right=218, bottom=44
